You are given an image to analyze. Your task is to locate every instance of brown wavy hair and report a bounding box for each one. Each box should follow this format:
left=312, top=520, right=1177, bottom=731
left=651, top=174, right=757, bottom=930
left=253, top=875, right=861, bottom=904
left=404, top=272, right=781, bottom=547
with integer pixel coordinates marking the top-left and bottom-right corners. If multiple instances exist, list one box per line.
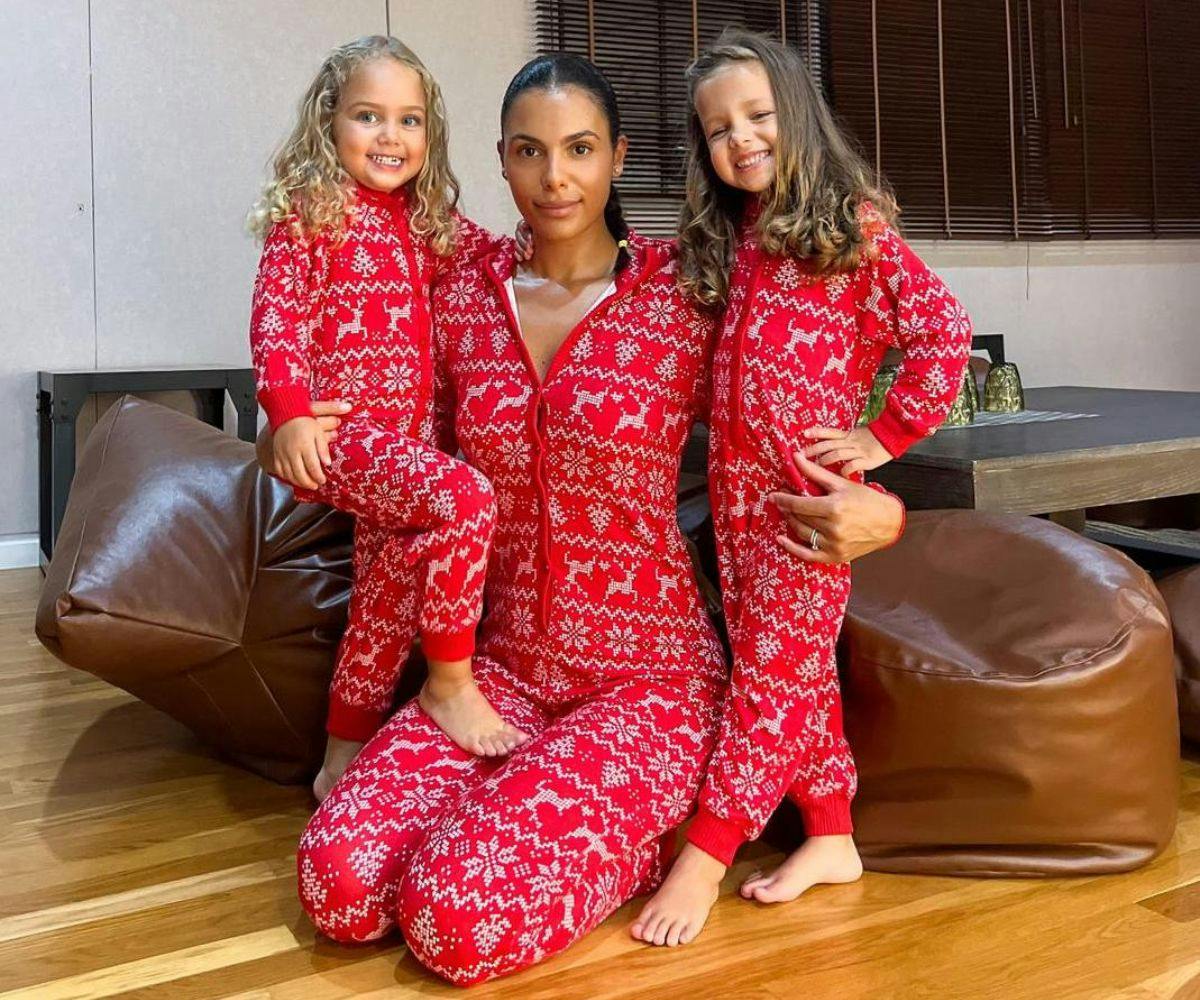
left=248, top=35, right=461, bottom=254
left=677, top=28, right=899, bottom=308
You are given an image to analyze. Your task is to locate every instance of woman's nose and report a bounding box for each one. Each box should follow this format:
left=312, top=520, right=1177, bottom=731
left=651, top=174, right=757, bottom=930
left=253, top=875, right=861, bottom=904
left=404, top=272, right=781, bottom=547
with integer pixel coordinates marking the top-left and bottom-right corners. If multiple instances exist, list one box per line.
left=541, top=153, right=566, bottom=189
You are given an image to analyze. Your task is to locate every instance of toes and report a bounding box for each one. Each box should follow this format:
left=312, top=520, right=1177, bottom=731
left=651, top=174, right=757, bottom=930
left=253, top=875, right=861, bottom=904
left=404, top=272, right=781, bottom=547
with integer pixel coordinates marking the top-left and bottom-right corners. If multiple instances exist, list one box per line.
left=665, top=919, right=685, bottom=947
left=752, top=881, right=792, bottom=904
left=652, top=918, right=671, bottom=946
left=641, top=913, right=664, bottom=945
left=679, top=923, right=697, bottom=945
left=740, top=872, right=768, bottom=898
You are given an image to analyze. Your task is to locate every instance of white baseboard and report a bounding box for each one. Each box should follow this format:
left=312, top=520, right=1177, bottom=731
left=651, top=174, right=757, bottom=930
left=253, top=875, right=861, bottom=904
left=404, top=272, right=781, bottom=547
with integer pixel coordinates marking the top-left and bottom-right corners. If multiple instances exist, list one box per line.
left=0, top=534, right=40, bottom=570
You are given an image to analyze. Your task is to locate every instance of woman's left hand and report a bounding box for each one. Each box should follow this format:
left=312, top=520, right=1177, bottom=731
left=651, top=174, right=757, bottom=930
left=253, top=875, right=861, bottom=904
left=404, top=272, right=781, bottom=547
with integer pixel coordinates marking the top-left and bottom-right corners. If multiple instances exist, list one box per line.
left=769, top=452, right=904, bottom=564
left=802, top=425, right=891, bottom=478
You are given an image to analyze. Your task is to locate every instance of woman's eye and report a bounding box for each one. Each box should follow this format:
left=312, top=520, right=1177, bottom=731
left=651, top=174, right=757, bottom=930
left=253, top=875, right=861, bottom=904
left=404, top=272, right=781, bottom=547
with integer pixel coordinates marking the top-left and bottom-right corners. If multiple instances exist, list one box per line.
left=752, top=111, right=774, bottom=121
left=572, top=143, right=592, bottom=155
left=356, top=112, right=379, bottom=123
left=403, top=115, right=423, bottom=127
left=518, top=146, right=539, bottom=158
left=709, top=126, right=727, bottom=140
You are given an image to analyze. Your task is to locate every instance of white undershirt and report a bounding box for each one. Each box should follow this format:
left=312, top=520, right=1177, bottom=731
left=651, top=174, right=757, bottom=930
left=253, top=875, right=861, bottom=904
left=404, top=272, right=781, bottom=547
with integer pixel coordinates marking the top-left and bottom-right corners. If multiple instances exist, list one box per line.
left=503, top=275, right=618, bottom=336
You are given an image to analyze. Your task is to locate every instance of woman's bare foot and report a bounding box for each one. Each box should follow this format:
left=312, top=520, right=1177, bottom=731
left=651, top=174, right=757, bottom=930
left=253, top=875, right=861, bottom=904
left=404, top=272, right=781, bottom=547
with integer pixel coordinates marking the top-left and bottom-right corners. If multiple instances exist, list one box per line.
left=419, top=662, right=529, bottom=757
left=739, top=833, right=863, bottom=904
left=630, top=842, right=726, bottom=947
left=313, top=735, right=365, bottom=803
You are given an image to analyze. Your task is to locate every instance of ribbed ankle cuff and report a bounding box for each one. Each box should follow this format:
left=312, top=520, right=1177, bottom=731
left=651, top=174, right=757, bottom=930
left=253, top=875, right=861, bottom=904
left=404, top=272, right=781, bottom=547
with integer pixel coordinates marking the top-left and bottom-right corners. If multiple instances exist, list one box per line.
left=325, top=699, right=386, bottom=742
left=420, top=627, right=476, bottom=663
left=800, top=797, right=855, bottom=837
left=685, top=807, right=746, bottom=867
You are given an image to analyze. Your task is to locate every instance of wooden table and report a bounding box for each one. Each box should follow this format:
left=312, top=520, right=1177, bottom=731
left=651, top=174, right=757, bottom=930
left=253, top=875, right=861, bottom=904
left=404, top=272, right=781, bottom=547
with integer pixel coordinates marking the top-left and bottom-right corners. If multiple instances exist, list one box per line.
left=870, top=386, right=1200, bottom=554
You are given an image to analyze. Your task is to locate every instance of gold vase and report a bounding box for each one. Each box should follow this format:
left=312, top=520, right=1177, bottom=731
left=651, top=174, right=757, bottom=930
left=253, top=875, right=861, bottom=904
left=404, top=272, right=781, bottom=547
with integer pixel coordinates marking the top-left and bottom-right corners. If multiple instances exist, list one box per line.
left=983, top=362, right=1024, bottom=413
left=942, top=370, right=976, bottom=426
left=858, top=364, right=900, bottom=426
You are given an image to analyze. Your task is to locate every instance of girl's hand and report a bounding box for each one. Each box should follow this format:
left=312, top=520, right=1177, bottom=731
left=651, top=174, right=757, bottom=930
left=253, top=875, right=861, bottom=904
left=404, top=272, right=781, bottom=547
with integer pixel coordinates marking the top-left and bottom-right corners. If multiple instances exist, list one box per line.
left=273, top=417, right=329, bottom=490
left=802, top=426, right=891, bottom=477
left=258, top=400, right=351, bottom=486
left=770, top=452, right=904, bottom=565
left=515, top=219, right=534, bottom=261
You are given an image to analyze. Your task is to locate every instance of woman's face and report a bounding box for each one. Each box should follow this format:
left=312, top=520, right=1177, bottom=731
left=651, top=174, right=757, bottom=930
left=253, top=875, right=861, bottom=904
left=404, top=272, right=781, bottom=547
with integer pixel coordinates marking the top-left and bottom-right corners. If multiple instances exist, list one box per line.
left=499, top=85, right=627, bottom=243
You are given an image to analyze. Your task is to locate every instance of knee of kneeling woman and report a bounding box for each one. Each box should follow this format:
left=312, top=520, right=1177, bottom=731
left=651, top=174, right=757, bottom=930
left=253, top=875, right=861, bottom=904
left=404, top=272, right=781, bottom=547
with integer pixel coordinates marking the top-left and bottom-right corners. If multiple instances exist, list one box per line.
left=296, top=839, right=397, bottom=944
left=396, top=859, right=524, bottom=987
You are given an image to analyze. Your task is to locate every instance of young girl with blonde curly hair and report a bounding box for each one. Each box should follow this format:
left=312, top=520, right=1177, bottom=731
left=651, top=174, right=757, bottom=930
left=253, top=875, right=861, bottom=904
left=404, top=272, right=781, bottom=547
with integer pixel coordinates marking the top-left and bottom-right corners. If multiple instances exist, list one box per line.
left=633, top=28, right=972, bottom=947
left=249, top=35, right=526, bottom=802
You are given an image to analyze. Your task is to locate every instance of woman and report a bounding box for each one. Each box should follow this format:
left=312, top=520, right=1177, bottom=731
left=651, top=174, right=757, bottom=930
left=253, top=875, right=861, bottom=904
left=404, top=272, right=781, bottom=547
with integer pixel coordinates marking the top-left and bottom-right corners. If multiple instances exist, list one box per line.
left=261, top=54, right=904, bottom=986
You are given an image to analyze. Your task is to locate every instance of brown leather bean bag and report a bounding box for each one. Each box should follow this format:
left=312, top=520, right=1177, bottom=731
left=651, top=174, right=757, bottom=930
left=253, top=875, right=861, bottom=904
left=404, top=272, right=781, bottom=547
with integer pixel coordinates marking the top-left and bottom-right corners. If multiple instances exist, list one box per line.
left=36, top=396, right=353, bottom=783
left=833, top=509, right=1179, bottom=876
left=1158, top=563, right=1200, bottom=744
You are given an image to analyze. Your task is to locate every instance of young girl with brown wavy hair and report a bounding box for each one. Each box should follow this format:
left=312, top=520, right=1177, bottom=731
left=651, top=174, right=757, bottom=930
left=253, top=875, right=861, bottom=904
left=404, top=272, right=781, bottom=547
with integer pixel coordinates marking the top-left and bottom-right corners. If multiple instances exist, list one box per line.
left=249, top=35, right=527, bottom=802
left=632, top=28, right=973, bottom=947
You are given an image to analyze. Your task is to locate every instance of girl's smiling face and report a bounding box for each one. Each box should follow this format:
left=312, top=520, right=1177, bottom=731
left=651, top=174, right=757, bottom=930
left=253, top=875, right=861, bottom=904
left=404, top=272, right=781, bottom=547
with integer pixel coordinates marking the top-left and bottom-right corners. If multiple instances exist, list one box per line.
left=694, top=60, right=778, bottom=194
left=333, top=57, right=428, bottom=192
left=499, top=85, right=627, bottom=243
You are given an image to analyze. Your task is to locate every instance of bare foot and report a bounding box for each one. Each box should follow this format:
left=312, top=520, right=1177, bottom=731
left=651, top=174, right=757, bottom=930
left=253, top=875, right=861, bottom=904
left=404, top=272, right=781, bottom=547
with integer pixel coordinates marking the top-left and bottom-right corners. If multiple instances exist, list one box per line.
left=739, top=833, right=864, bottom=904
left=313, top=735, right=365, bottom=803
left=630, top=842, right=726, bottom=947
left=419, top=670, right=529, bottom=757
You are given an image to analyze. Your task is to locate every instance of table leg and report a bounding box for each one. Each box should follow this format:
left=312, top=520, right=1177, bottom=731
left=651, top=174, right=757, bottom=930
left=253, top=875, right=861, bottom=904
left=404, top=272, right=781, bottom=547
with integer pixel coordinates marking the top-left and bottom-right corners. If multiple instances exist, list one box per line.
left=196, top=389, right=225, bottom=431
left=1046, top=509, right=1087, bottom=533
left=45, top=381, right=88, bottom=559
left=227, top=371, right=259, bottom=444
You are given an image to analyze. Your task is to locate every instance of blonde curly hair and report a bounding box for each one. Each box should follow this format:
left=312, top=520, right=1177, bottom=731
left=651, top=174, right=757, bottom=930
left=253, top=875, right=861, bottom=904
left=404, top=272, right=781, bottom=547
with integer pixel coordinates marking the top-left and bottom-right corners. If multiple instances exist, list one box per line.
left=248, top=35, right=461, bottom=254
left=677, top=28, right=899, bottom=308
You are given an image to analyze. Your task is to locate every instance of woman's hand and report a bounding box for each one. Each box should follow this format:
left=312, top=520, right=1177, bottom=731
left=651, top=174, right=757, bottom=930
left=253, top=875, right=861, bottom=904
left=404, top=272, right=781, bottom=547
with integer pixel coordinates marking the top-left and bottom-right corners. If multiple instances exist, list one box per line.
left=256, top=400, right=351, bottom=486
left=802, top=426, right=891, bottom=478
left=770, top=452, right=904, bottom=564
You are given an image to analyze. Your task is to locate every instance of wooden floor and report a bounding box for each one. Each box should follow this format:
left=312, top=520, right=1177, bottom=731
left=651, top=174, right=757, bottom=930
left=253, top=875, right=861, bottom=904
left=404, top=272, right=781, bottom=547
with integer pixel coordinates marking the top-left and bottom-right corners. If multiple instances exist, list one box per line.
left=4, top=566, right=1200, bottom=1000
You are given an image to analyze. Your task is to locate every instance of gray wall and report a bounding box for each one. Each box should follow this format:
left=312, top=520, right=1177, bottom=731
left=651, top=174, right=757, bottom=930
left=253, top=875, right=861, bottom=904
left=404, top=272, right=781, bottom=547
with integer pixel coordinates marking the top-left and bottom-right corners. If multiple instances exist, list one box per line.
left=2, top=1, right=1198, bottom=568
left=0, top=0, right=529, bottom=566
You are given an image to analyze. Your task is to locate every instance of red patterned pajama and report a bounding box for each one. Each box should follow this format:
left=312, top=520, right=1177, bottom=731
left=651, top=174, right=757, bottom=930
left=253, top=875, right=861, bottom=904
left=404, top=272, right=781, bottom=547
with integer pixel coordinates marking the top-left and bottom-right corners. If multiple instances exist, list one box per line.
left=298, top=659, right=720, bottom=983
left=298, top=416, right=496, bottom=740
left=298, top=234, right=730, bottom=984
left=688, top=202, right=973, bottom=866
left=250, top=182, right=506, bottom=741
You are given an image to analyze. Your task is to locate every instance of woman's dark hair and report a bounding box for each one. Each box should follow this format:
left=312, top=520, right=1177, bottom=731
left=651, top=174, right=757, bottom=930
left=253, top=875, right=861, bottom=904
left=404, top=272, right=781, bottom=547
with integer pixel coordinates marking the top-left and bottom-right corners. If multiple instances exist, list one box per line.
left=501, top=53, right=630, bottom=263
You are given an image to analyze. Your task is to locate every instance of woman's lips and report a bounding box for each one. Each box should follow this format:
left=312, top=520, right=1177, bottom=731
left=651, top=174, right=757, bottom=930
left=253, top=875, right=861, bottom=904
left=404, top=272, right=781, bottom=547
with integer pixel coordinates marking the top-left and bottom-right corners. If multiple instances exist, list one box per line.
left=535, top=200, right=581, bottom=218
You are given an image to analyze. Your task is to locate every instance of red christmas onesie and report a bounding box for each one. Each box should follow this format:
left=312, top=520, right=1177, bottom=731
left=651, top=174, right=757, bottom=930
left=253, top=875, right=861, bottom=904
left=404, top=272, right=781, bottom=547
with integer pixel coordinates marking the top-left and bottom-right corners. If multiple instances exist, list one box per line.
left=295, top=235, right=729, bottom=985
left=687, top=202, right=973, bottom=866
left=250, top=181, right=501, bottom=741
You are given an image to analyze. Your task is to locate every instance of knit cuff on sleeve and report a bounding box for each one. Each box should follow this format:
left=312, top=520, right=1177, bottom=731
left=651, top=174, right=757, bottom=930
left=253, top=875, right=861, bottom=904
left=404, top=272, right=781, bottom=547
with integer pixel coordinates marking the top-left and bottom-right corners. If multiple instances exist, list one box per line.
left=867, top=398, right=924, bottom=459
left=685, top=807, right=746, bottom=868
left=800, top=797, right=855, bottom=837
left=420, top=626, right=477, bottom=663
left=325, top=698, right=386, bottom=743
left=258, top=384, right=314, bottom=431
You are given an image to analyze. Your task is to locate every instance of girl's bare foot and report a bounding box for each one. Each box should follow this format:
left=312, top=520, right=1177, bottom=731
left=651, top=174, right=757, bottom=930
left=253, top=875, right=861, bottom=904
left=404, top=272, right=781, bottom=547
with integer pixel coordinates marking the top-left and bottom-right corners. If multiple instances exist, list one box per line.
left=739, top=833, right=863, bottom=904
left=630, top=842, right=726, bottom=947
left=313, top=735, right=365, bottom=803
left=419, top=665, right=529, bottom=757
